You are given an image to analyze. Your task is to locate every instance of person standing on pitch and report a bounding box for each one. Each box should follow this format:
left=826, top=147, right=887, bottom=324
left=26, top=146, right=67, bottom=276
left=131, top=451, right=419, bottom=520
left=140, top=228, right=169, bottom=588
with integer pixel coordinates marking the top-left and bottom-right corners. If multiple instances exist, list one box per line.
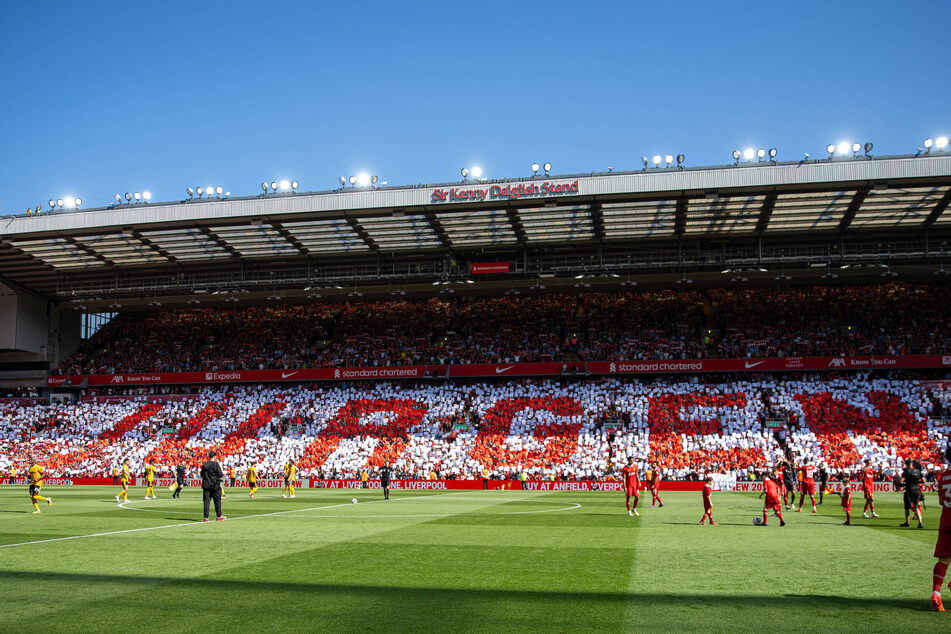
left=621, top=458, right=640, bottom=516
left=699, top=475, right=716, bottom=525
left=379, top=464, right=392, bottom=500
left=282, top=459, right=296, bottom=498
left=28, top=455, right=51, bottom=513
left=172, top=463, right=186, bottom=499
left=201, top=451, right=226, bottom=522
left=929, top=444, right=951, bottom=611
left=818, top=464, right=829, bottom=505
left=115, top=458, right=130, bottom=503
left=247, top=462, right=258, bottom=499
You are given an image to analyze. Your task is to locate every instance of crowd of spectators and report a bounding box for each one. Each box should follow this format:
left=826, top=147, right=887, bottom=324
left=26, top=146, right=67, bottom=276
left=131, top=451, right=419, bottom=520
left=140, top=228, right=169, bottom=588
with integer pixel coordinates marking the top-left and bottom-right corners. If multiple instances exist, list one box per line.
left=55, top=283, right=950, bottom=376
left=2, top=377, right=947, bottom=482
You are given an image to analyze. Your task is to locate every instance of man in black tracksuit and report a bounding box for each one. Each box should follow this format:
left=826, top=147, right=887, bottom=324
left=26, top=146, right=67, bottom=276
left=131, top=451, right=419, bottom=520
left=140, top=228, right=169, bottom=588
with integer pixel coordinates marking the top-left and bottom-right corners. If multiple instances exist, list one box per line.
left=817, top=465, right=829, bottom=505
left=380, top=465, right=392, bottom=500
left=200, top=451, right=226, bottom=522
left=172, top=463, right=186, bottom=499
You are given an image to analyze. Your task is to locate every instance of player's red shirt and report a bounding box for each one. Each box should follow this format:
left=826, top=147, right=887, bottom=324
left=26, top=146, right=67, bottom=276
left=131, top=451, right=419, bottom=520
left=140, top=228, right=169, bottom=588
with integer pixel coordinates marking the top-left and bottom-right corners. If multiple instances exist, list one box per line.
left=621, top=466, right=640, bottom=491
left=702, top=483, right=712, bottom=506
left=861, top=468, right=875, bottom=491
left=799, top=464, right=815, bottom=483
left=764, top=478, right=781, bottom=503
left=649, top=470, right=660, bottom=489
left=841, top=486, right=852, bottom=508
left=937, top=468, right=951, bottom=530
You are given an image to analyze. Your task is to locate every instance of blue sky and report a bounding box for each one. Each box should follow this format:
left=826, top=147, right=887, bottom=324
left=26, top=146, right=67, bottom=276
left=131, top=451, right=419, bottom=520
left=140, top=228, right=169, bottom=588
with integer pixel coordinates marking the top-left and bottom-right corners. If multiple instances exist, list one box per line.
left=1, top=1, right=948, bottom=213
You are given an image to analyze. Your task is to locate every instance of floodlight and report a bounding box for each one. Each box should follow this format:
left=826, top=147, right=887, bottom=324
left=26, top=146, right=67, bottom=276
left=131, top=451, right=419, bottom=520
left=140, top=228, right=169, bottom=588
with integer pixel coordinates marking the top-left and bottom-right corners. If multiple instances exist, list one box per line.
left=74, top=198, right=81, bottom=207
left=339, top=176, right=346, bottom=186
left=195, top=188, right=203, bottom=196
left=936, top=137, right=949, bottom=150
left=133, top=192, right=141, bottom=201
left=837, top=142, right=849, bottom=155
left=732, top=150, right=741, bottom=161
left=357, top=173, right=371, bottom=187
left=56, top=199, right=64, bottom=207
left=64, top=197, right=75, bottom=208
left=543, top=162, right=551, bottom=173
left=125, top=192, right=133, bottom=201
left=743, top=148, right=754, bottom=161
left=48, top=199, right=55, bottom=208
left=924, top=138, right=934, bottom=149
left=642, top=156, right=649, bottom=168
left=348, top=175, right=356, bottom=185
left=269, top=181, right=277, bottom=191
left=757, top=148, right=766, bottom=159
left=652, top=154, right=661, bottom=166
left=215, top=186, right=222, bottom=195
left=461, top=168, right=469, bottom=178
left=768, top=148, right=777, bottom=158
left=291, top=180, right=299, bottom=190
left=864, top=142, right=873, bottom=154
left=826, top=144, right=835, bottom=157
left=143, top=192, right=151, bottom=201
left=851, top=143, right=860, bottom=154
left=206, top=186, right=214, bottom=196
left=371, top=175, right=379, bottom=185
left=261, top=182, right=268, bottom=192
left=115, top=194, right=122, bottom=202
left=664, top=154, right=673, bottom=165
left=676, top=154, right=685, bottom=165
left=531, top=162, right=539, bottom=174
left=470, top=166, right=483, bottom=179
left=279, top=179, right=290, bottom=191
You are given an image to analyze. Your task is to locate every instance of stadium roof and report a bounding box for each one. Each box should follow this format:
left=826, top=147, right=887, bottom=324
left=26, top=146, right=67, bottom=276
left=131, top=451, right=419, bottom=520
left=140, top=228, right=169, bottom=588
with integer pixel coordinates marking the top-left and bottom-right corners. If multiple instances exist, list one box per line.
left=1, top=154, right=950, bottom=307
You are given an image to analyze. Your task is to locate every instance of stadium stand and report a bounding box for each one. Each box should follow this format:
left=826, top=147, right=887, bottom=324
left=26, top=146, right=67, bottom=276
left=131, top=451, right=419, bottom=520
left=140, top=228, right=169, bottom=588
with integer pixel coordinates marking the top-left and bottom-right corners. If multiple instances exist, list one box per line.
left=55, top=283, right=951, bottom=375
left=2, top=378, right=948, bottom=481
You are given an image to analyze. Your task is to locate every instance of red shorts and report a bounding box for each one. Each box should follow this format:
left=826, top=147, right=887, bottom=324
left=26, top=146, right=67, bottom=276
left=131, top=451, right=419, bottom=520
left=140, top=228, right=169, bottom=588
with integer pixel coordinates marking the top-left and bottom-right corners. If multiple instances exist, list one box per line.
left=703, top=502, right=712, bottom=510
left=626, top=487, right=639, bottom=498
left=935, top=526, right=951, bottom=558
left=801, top=481, right=815, bottom=496
left=862, top=488, right=873, bottom=499
left=765, top=500, right=782, bottom=512
left=842, top=502, right=851, bottom=512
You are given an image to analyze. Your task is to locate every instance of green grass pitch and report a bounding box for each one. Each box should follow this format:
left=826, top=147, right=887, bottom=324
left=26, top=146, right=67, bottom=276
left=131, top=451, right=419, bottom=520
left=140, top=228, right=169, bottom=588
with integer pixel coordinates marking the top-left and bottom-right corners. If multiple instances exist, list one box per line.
left=0, top=485, right=947, bottom=632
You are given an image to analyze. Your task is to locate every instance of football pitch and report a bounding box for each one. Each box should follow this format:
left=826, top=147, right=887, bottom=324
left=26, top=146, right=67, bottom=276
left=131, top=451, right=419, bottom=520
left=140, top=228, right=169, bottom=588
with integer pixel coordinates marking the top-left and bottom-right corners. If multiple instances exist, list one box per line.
left=0, top=485, right=946, bottom=632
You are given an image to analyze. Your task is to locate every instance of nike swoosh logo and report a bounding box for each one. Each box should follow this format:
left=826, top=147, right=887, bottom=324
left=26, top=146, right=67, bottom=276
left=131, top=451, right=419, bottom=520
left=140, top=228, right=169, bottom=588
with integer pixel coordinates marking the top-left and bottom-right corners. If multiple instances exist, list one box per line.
left=744, top=361, right=765, bottom=369
left=495, top=365, right=515, bottom=374
left=281, top=371, right=299, bottom=378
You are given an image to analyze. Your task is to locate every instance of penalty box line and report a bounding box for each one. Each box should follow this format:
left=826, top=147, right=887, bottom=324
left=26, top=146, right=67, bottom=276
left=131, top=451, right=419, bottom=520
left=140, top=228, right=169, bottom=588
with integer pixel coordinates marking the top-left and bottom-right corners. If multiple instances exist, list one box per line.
left=0, top=490, right=471, bottom=550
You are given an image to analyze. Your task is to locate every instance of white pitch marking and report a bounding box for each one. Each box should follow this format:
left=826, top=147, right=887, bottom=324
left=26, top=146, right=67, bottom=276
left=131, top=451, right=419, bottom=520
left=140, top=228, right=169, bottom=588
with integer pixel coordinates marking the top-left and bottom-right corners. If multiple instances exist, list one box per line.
left=0, top=491, right=469, bottom=550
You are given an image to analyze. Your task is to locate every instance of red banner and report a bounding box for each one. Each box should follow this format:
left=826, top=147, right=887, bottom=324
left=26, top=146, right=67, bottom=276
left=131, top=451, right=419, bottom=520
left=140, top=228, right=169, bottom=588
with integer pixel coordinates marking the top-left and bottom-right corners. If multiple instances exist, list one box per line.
left=45, top=355, right=951, bottom=387
left=471, top=262, right=511, bottom=274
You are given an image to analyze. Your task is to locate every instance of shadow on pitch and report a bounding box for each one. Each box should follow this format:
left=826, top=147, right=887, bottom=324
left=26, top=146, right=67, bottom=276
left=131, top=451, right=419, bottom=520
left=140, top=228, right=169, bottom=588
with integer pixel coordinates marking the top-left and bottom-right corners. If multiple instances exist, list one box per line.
left=0, top=570, right=928, bottom=612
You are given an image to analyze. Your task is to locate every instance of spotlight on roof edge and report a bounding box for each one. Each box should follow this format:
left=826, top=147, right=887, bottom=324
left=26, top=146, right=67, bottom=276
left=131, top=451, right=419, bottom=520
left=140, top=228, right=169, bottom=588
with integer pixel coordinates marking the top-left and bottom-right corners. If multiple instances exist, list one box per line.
left=757, top=148, right=766, bottom=160
left=356, top=173, right=371, bottom=187
left=543, top=162, right=551, bottom=173
left=836, top=141, right=850, bottom=156
left=531, top=162, right=539, bottom=174
left=742, top=148, right=754, bottom=161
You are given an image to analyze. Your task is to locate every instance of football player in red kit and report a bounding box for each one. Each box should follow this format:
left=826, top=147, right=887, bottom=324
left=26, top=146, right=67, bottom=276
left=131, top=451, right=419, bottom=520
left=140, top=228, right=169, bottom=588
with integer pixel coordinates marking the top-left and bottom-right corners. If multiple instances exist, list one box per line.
left=839, top=476, right=852, bottom=525
left=699, top=476, right=717, bottom=525
left=797, top=462, right=818, bottom=513
left=758, top=469, right=786, bottom=527
left=621, top=458, right=640, bottom=517
left=860, top=460, right=879, bottom=518
left=929, top=444, right=951, bottom=611
left=648, top=464, right=663, bottom=508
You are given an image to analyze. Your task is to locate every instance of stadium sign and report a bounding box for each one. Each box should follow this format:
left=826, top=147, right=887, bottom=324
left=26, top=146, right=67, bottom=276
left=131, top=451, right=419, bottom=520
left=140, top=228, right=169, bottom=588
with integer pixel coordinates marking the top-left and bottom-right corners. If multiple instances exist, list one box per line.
left=44, top=354, right=951, bottom=387
left=430, top=180, right=580, bottom=204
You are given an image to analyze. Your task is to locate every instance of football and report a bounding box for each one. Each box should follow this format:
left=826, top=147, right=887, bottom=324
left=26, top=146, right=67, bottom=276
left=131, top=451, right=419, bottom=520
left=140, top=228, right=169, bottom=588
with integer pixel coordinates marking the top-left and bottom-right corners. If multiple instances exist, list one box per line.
left=351, top=498, right=358, bottom=504
left=753, top=517, right=763, bottom=525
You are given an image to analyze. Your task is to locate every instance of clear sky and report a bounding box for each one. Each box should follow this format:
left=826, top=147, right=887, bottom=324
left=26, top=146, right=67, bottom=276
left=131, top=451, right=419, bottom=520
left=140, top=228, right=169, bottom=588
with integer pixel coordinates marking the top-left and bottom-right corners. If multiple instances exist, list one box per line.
left=1, top=1, right=948, bottom=214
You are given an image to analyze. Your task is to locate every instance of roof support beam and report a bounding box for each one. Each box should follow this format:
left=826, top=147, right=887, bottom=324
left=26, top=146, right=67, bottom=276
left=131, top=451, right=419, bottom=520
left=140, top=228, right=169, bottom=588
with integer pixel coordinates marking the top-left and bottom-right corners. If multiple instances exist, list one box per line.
left=344, top=216, right=379, bottom=253
left=590, top=202, right=606, bottom=242
left=269, top=221, right=310, bottom=256
left=837, top=187, right=870, bottom=231
left=923, top=188, right=951, bottom=229
left=755, top=192, right=778, bottom=233
left=674, top=197, right=688, bottom=236
left=198, top=226, right=241, bottom=258
left=423, top=212, right=453, bottom=250
left=505, top=208, right=528, bottom=246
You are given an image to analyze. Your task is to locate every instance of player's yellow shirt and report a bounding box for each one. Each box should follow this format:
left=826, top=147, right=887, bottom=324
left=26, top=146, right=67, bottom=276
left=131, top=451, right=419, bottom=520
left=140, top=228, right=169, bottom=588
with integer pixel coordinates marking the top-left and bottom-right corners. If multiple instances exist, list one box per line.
left=28, top=464, right=44, bottom=485
left=361, top=471, right=368, bottom=482
left=283, top=464, right=295, bottom=480
left=145, top=464, right=156, bottom=482
left=247, top=466, right=257, bottom=482
left=120, top=465, right=130, bottom=483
